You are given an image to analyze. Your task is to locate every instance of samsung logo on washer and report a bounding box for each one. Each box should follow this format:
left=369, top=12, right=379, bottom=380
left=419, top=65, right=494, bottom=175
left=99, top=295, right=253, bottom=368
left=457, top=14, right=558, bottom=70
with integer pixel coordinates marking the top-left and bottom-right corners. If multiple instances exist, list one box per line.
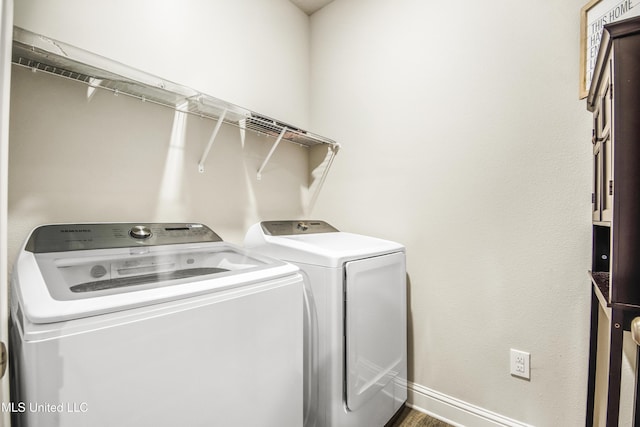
left=59, top=229, right=92, bottom=233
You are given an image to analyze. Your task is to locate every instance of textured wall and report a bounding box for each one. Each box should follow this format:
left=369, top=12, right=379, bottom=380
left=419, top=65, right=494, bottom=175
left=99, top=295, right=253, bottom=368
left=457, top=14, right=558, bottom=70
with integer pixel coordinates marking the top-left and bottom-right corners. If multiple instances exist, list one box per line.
left=309, top=0, right=592, bottom=425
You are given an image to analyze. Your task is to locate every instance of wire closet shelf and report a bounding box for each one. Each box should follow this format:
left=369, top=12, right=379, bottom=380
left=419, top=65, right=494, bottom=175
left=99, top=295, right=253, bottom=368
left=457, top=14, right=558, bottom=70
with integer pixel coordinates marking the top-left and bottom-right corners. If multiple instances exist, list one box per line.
left=11, top=27, right=339, bottom=175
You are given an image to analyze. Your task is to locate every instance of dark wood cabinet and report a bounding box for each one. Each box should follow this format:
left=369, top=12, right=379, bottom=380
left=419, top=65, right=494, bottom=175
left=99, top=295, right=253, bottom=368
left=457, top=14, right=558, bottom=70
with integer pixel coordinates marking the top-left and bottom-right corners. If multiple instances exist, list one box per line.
left=588, top=17, right=640, bottom=307
left=586, top=16, right=640, bottom=427
left=591, top=54, right=612, bottom=224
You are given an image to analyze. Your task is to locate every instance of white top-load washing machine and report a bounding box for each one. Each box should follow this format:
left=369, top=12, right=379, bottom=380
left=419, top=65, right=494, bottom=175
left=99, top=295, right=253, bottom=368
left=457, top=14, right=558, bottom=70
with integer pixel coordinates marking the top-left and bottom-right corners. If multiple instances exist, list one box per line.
left=10, top=223, right=304, bottom=427
left=245, top=220, right=407, bottom=427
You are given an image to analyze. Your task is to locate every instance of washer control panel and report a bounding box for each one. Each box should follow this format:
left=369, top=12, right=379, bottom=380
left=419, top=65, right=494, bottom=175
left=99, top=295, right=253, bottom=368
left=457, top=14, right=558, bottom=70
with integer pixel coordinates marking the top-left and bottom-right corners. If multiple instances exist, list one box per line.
left=260, top=220, right=339, bottom=236
left=25, top=223, right=223, bottom=253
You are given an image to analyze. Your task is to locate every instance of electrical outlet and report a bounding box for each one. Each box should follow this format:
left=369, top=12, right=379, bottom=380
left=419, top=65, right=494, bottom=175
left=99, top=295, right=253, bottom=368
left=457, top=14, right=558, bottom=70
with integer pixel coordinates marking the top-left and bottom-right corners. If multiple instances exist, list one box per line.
left=510, top=349, right=530, bottom=380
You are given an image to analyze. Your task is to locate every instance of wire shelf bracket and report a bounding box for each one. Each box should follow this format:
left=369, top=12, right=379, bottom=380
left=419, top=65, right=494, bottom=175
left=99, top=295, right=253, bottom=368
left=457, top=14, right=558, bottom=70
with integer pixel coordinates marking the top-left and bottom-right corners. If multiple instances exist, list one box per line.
left=256, top=126, right=287, bottom=180
left=198, top=109, right=227, bottom=173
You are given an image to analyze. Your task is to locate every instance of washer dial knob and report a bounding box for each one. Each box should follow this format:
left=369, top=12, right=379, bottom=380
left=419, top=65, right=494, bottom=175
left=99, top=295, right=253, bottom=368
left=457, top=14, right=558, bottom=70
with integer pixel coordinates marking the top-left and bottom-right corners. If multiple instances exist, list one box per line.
left=129, top=225, right=152, bottom=239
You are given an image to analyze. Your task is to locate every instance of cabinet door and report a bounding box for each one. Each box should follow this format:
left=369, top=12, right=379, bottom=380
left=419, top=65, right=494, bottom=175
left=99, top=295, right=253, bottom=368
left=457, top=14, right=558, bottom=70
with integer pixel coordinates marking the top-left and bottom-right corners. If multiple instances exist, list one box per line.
left=601, top=135, right=613, bottom=222
left=593, top=139, right=602, bottom=222
left=600, top=60, right=613, bottom=222
left=591, top=58, right=613, bottom=224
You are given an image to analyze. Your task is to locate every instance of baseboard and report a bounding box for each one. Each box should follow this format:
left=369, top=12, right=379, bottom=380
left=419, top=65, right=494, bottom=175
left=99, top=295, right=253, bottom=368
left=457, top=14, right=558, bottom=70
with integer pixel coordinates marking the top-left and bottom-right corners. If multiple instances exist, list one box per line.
left=407, top=382, right=533, bottom=427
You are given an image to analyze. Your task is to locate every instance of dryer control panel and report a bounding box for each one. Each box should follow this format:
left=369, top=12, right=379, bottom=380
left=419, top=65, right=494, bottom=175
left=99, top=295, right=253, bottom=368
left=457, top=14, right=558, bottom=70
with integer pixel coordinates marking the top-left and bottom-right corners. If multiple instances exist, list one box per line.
left=260, top=220, right=339, bottom=236
left=25, top=223, right=222, bottom=253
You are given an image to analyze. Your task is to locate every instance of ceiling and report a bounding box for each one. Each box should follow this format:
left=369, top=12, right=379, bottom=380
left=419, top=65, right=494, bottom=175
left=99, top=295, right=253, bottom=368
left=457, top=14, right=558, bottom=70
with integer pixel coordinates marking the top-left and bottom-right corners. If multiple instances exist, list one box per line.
left=289, top=0, right=335, bottom=15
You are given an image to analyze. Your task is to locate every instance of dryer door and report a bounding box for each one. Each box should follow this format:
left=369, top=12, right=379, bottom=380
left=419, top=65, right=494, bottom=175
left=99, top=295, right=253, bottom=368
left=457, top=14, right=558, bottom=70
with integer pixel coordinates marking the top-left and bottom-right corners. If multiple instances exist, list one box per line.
left=345, top=251, right=406, bottom=411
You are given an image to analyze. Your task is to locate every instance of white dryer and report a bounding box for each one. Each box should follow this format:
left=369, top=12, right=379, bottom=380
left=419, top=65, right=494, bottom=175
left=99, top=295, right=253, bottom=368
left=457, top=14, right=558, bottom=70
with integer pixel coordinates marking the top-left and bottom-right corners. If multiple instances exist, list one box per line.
left=10, top=223, right=304, bottom=427
left=245, top=220, right=407, bottom=427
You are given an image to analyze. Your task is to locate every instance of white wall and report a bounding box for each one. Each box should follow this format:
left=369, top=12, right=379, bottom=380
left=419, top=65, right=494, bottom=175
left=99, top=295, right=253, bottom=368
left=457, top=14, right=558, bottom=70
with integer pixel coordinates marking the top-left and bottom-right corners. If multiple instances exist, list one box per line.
left=309, top=0, right=592, bottom=425
left=8, top=0, right=314, bottom=267
left=13, top=0, right=310, bottom=127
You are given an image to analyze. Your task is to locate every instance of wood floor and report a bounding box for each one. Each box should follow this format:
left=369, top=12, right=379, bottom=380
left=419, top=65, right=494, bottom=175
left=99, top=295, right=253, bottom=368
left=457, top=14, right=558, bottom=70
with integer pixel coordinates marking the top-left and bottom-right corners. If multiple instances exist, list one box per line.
left=389, top=406, right=453, bottom=427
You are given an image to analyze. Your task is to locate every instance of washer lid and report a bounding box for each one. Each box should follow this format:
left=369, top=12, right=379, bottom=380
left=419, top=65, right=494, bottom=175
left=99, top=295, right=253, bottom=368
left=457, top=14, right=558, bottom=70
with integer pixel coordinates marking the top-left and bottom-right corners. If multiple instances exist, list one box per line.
left=14, top=225, right=299, bottom=323
left=249, top=221, right=404, bottom=267
left=33, top=244, right=279, bottom=301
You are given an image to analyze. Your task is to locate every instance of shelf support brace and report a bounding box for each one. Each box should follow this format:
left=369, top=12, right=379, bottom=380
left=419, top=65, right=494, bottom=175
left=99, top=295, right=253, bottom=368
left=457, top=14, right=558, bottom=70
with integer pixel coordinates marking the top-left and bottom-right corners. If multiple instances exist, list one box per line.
left=198, top=109, right=227, bottom=173
left=308, top=143, right=341, bottom=211
left=257, top=126, right=287, bottom=180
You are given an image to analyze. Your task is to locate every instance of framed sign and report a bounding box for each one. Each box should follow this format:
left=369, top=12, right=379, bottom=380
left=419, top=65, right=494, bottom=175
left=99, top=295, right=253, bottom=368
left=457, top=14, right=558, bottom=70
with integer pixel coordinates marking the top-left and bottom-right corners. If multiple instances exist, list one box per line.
left=580, top=0, right=640, bottom=98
